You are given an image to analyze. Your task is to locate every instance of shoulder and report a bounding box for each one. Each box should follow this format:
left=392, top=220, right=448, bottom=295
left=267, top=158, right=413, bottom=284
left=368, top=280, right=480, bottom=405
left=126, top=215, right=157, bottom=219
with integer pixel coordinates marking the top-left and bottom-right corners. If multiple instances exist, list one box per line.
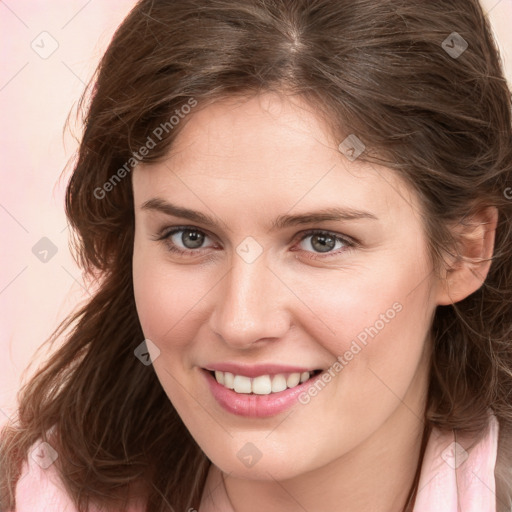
left=11, top=439, right=145, bottom=512
left=414, top=413, right=499, bottom=511
left=11, top=440, right=80, bottom=512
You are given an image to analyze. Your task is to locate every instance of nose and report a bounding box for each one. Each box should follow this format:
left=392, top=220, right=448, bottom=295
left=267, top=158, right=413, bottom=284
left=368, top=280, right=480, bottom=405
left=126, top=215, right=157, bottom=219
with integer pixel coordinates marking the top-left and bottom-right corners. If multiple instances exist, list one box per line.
left=208, top=249, right=291, bottom=349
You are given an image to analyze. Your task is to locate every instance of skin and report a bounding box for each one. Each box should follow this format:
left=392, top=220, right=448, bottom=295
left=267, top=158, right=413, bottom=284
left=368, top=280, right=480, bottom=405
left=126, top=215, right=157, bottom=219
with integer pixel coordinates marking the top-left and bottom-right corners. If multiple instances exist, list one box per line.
left=131, top=92, right=496, bottom=512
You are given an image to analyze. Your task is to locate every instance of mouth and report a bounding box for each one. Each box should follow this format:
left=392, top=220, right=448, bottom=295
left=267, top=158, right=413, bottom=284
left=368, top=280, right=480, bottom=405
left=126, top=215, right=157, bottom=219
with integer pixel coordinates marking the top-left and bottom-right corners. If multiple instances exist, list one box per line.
left=201, top=367, right=325, bottom=418
left=207, top=369, right=323, bottom=395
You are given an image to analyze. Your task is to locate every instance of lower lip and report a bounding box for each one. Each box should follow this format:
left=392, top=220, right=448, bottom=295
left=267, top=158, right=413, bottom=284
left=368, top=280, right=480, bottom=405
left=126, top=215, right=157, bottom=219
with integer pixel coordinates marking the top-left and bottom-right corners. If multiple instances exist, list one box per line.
left=202, top=369, right=323, bottom=418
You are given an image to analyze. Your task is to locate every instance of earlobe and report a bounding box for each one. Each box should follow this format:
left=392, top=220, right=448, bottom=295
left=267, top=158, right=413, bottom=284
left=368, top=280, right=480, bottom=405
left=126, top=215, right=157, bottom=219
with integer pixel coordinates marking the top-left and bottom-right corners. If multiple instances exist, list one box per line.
left=436, top=206, right=498, bottom=306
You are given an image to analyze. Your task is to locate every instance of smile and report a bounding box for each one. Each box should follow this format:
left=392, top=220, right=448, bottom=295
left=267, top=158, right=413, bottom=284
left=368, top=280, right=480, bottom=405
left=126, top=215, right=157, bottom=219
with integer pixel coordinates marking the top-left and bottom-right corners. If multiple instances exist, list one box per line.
left=202, top=367, right=325, bottom=418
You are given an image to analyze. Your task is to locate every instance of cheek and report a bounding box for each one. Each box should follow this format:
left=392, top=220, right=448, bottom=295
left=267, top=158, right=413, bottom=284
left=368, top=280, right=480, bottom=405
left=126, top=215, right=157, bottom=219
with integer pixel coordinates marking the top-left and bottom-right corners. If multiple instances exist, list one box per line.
left=292, top=249, right=433, bottom=414
left=293, top=249, right=432, bottom=360
left=133, top=245, right=176, bottom=340
left=132, top=247, right=213, bottom=350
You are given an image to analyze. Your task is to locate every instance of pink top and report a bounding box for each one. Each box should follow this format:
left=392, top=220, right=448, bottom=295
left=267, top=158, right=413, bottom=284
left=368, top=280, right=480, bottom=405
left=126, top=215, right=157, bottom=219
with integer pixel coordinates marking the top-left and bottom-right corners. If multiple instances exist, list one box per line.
left=10, top=415, right=499, bottom=511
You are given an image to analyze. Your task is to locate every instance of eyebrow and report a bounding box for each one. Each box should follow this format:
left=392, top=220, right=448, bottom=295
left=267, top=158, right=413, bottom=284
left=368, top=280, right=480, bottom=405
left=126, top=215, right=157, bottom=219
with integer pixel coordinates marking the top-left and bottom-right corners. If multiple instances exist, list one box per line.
left=140, top=198, right=378, bottom=231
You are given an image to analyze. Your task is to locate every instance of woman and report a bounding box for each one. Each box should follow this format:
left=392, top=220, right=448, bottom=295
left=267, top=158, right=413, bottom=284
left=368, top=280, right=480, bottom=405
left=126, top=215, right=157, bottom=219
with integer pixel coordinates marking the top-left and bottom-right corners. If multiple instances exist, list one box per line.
left=1, top=0, right=511, bottom=511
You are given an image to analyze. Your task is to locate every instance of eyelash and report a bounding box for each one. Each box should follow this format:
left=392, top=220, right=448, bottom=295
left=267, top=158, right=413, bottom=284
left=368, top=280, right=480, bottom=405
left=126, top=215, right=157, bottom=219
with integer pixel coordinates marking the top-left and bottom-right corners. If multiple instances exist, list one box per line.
left=153, top=225, right=358, bottom=260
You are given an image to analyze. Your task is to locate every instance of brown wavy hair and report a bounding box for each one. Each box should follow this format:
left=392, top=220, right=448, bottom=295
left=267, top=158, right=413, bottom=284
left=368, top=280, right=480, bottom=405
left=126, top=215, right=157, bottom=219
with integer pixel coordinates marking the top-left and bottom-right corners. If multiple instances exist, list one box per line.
left=2, top=0, right=512, bottom=510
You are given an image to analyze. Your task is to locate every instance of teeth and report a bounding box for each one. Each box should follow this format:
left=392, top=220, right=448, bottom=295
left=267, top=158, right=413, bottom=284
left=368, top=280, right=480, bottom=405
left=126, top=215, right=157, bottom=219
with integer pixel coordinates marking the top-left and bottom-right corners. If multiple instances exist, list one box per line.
left=271, top=374, right=287, bottom=393
left=286, top=373, right=301, bottom=388
left=233, top=375, right=252, bottom=393
left=212, top=370, right=317, bottom=395
left=253, top=375, right=272, bottom=395
left=224, top=372, right=235, bottom=389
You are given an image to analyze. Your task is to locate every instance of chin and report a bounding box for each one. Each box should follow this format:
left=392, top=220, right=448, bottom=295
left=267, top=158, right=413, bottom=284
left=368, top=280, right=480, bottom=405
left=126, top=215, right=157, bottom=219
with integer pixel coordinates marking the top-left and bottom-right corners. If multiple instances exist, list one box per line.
left=205, top=439, right=319, bottom=481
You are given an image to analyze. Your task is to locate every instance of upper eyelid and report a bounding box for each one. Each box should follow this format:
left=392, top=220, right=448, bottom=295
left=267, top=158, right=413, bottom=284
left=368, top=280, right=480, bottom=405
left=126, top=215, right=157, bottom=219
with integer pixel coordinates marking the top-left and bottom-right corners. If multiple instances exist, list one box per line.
left=158, top=225, right=217, bottom=243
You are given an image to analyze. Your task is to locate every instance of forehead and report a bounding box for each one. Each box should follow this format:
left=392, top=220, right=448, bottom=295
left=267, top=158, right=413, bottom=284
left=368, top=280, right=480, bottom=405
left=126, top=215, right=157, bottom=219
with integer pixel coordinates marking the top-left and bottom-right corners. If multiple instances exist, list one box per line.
left=133, top=92, right=420, bottom=222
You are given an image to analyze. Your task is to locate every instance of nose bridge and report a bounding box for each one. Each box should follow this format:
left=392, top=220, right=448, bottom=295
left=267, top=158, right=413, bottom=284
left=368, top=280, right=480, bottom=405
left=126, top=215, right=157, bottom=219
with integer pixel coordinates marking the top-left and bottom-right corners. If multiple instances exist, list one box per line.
left=210, top=250, right=289, bottom=346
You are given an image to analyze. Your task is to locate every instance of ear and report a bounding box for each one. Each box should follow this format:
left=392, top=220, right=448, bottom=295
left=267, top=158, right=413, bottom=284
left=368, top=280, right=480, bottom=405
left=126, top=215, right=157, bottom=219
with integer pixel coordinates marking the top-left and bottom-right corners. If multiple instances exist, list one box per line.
left=436, top=206, right=498, bottom=306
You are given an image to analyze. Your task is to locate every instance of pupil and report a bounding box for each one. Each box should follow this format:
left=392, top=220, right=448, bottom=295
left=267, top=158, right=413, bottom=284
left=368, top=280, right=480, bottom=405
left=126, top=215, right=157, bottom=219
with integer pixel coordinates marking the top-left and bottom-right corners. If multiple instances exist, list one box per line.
left=312, top=234, right=335, bottom=253
left=183, top=230, right=204, bottom=249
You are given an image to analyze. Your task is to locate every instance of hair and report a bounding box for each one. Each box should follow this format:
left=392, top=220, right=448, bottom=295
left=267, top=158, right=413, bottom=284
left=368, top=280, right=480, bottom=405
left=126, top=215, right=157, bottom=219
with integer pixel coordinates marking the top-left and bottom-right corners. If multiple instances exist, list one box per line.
left=1, top=0, right=511, bottom=510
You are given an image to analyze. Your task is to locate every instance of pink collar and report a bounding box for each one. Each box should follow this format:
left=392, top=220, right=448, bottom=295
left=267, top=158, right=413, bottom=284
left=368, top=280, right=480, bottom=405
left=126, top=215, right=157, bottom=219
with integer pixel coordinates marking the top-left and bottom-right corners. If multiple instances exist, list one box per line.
left=413, top=414, right=499, bottom=512
left=13, top=416, right=498, bottom=512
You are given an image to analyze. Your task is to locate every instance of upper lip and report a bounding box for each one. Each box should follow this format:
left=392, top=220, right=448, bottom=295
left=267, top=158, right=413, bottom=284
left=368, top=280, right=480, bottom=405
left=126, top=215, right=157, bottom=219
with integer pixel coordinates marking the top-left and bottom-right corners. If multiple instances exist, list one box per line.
left=203, top=363, right=321, bottom=378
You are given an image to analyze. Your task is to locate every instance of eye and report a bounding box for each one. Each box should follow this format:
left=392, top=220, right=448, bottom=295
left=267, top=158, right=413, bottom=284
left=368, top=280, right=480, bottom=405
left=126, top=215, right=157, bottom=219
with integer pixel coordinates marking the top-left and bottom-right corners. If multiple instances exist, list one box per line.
left=153, top=226, right=357, bottom=260
left=292, top=229, right=356, bottom=260
left=155, top=226, right=216, bottom=256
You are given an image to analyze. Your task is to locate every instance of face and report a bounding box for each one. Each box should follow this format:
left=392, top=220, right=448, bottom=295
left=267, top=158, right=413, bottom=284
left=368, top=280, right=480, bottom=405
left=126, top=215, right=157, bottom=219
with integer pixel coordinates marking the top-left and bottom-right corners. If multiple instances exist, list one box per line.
left=132, top=92, right=441, bottom=481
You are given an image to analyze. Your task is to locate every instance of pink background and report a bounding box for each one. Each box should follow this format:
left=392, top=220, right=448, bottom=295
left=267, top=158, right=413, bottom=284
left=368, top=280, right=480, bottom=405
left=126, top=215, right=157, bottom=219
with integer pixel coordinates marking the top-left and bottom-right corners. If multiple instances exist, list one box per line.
left=1, top=0, right=511, bottom=425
